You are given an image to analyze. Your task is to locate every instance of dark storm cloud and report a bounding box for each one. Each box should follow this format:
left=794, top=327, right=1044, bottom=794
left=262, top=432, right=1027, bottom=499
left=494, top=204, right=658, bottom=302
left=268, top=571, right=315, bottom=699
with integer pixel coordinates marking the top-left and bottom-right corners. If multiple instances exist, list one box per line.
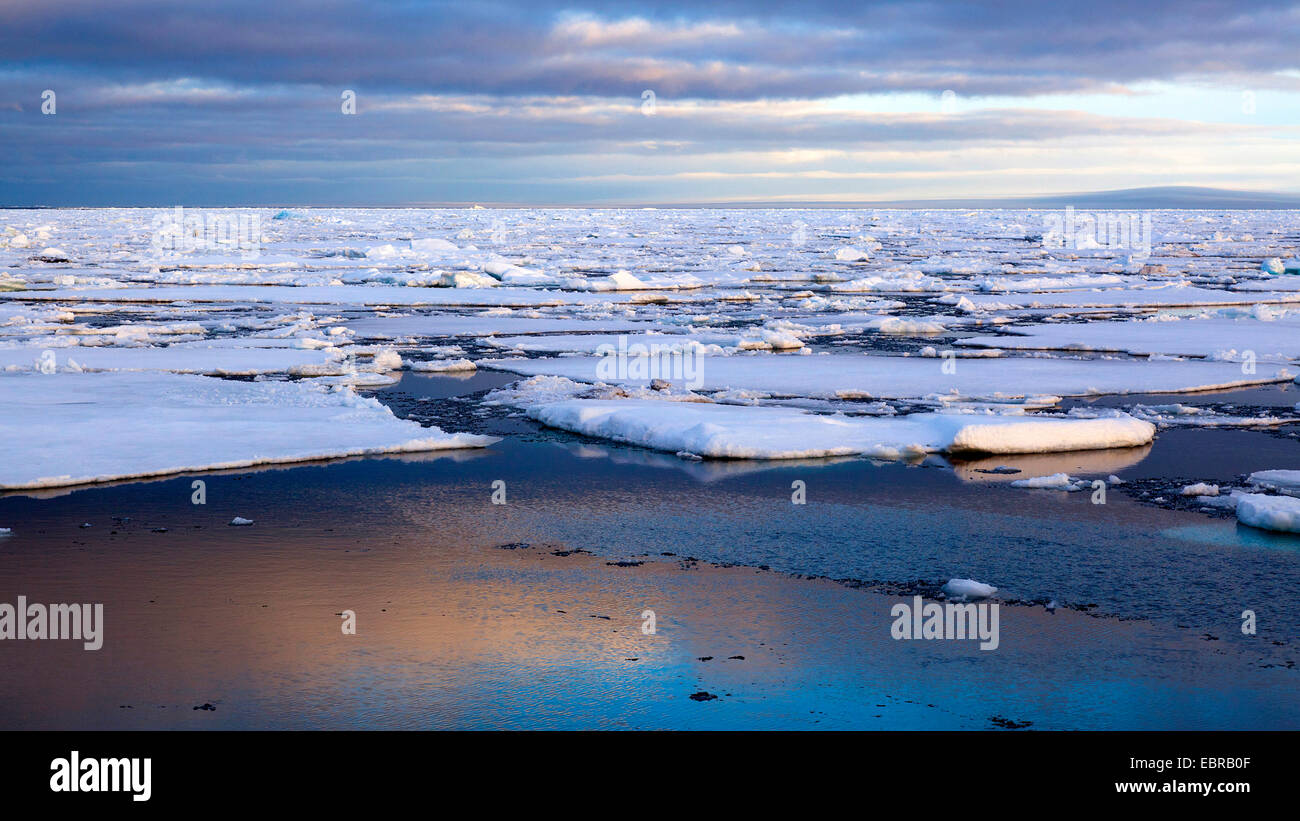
left=2, top=0, right=1298, bottom=99
left=1, top=1, right=1296, bottom=204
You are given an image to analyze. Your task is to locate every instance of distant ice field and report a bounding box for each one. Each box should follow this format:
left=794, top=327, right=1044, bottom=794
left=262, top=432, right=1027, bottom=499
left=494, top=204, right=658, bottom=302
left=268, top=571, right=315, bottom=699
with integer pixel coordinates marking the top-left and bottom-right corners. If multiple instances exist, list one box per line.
left=2, top=207, right=1299, bottom=534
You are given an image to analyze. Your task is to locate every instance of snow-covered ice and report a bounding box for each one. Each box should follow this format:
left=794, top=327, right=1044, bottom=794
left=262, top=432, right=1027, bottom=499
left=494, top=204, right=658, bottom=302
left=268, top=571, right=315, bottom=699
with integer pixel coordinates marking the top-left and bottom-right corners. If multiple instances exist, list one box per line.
left=941, top=579, right=998, bottom=602
left=524, top=400, right=1153, bottom=460
left=1235, top=494, right=1300, bottom=533
left=1247, top=470, right=1300, bottom=497
left=0, top=371, right=497, bottom=490
left=483, top=353, right=1290, bottom=402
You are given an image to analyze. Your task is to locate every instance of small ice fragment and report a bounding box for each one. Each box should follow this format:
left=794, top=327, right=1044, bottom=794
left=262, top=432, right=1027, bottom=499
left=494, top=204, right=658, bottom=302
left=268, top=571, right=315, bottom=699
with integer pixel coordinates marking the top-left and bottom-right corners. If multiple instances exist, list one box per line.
left=942, top=578, right=998, bottom=602
left=982, top=465, right=1020, bottom=475
left=1010, top=473, right=1075, bottom=489
left=1180, top=482, right=1219, bottom=496
left=229, top=517, right=254, bottom=526
left=1261, top=258, right=1284, bottom=275
left=371, top=349, right=403, bottom=371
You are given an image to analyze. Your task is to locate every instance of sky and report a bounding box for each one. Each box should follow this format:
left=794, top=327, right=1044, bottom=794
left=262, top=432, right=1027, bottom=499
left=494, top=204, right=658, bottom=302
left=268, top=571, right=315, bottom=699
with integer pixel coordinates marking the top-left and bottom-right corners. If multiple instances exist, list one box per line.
left=2, top=0, right=1299, bottom=206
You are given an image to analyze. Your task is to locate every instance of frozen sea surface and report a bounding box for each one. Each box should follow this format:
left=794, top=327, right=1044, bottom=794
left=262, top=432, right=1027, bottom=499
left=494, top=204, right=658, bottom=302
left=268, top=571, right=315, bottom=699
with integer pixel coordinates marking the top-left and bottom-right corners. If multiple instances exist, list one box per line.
left=3, top=207, right=1299, bottom=523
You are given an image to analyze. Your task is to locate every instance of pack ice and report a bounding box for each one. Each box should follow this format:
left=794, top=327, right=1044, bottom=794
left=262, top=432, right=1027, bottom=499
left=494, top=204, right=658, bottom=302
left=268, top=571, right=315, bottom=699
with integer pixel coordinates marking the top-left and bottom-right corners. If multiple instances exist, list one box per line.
left=3, top=207, right=1299, bottom=478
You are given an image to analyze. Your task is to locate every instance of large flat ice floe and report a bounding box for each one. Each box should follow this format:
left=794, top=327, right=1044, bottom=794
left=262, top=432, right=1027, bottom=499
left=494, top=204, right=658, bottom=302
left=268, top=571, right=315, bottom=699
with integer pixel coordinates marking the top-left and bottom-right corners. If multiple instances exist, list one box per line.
left=0, top=342, right=343, bottom=376
left=959, top=315, right=1300, bottom=361
left=1, top=285, right=644, bottom=308
left=483, top=354, right=1292, bottom=402
left=940, top=286, right=1300, bottom=313
left=526, top=400, right=1155, bottom=460
left=0, top=371, right=497, bottom=490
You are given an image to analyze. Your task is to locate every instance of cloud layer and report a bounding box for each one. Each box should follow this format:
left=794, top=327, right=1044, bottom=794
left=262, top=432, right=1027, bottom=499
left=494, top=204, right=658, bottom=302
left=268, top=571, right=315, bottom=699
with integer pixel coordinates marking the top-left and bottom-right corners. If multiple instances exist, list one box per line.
left=2, top=1, right=1298, bottom=204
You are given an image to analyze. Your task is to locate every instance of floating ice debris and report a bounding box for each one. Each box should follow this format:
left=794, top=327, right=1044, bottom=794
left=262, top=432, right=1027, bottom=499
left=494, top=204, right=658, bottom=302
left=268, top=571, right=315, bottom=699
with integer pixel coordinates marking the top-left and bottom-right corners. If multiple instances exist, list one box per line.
left=942, top=578, right=998, bottom=602
left=438, top=271, right=498, bottom=288
left=1181, top=483, right=1220, bottom=496
left=1045, top=600, right=1058, bottom=613
left=407, top=358, right=476, bottom=373
left=1247, top=470, right=1300, bottom=497
left=833, top=246, right=870, bottom=262
left=30, top=247, right=71, bottom=263
left=1235, top=494, right=1300, bottom=534
left=1262, top=258, right=1285, bottom=275
left=1009, top=473, right=1084, bottom=490
left=410, top=238, right=458, bottom=254
left=34, top=350, right=57, bottom=374
left=563, top=270, right=649, bottom=291
left=0, top=528, right=11, bottom=536
left=229, top=517, right=254, bottom=527
left=1107, top=475, right=1125, bottom=484
left=370, top=349, right=403, bottom=371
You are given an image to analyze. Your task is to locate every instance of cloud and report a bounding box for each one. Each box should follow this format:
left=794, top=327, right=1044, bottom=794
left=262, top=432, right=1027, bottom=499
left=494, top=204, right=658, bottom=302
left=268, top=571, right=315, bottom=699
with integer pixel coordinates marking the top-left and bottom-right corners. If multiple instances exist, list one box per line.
left=2, top=1, right=1299, bottom=203
left=4, top=1, right=1299, bottom=98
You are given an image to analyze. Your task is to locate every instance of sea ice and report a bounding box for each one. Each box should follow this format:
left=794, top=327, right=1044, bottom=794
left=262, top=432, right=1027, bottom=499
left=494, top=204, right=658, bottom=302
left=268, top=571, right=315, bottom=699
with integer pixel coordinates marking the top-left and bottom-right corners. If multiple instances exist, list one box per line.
left=0, top=371, right=497, bottom=490
left=941, top=579, right=998, bottom=602
left=524, top=400, right=1153, bottom=460
left=1247, top=470, right=1300, bottom=497
left=1235, top=493, right=1300, bottom=533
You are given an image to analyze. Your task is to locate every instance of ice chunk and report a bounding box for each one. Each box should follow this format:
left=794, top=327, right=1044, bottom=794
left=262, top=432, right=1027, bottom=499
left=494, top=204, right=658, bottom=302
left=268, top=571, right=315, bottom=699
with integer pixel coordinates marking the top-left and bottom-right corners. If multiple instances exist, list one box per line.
left=438, top=271, right=498, bottom=288
left=1235, top=493, right=1300, bottom=533
left=564, top=270, right=649, bottom=291
left=410, top=238, right=458, bottom=254
left=408, top=358, right=476, bottom=373
left=1248, top=470, right=1300, bottom=497
left=1009, top=473, right=1078, bottom=490
left=942, top=579, right=998, bottom=602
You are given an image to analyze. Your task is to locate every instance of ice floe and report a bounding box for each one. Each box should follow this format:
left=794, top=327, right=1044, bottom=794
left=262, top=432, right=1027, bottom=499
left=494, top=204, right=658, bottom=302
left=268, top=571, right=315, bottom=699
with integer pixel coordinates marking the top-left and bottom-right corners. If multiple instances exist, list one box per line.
left=1235, top=494, right=1300, bottom=533
left=483, top=354, right=1291, bottom=403
left=523, top=400, right=1152, bottom=460
left=0, top=371, right=496, bottom=490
